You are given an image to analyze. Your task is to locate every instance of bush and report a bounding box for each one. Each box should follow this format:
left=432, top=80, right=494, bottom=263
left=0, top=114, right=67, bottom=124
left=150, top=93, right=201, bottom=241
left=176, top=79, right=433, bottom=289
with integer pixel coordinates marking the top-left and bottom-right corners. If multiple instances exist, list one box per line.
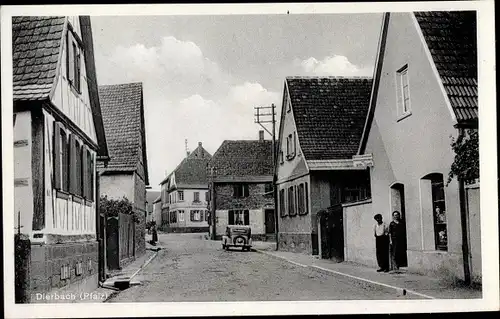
left=100, top=195, right=140, bottom=223
left=448, top=129, right=479, bottom=185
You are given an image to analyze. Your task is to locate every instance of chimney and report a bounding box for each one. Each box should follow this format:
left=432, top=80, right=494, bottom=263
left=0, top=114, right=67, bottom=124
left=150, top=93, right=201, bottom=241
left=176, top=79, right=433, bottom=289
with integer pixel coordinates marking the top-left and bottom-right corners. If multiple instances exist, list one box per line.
left=198, top=142, right=202, bottom=147
left=259, top=130, right=265, bottom=141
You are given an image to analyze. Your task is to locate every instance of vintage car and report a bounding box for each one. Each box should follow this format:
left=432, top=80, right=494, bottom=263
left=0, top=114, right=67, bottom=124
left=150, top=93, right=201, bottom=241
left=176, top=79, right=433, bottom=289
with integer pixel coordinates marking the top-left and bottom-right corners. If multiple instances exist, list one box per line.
left=222, top=225, right=252, bottom=251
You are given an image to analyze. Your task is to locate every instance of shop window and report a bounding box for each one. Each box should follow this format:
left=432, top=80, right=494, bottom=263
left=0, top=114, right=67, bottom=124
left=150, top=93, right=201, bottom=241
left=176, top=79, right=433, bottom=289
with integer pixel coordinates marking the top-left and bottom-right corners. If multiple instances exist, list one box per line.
left=431, top=176, right=447, bottom=251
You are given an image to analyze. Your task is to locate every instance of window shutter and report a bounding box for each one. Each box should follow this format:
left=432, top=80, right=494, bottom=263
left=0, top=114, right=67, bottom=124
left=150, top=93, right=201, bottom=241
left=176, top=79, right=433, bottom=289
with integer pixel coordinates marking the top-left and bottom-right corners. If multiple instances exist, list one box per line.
left=75, top=50, right=81, bottom=92
left=205, top=210, right=209, bottom=221
left=53, top=122, right=62, bottom=190
left=305, top=183, right=309, bottom=214
left=68, top=134, right=77, bottom=194
left=293, top=132, right=296, bottom=155
left=82, top=145, right=88, bottom=199
left=228, top=211, right=234, bottom=225
left=243, top=184, right=249, bottom=197
left=77, top=141, right=83, bottom=196
left=89, top=152, right=94, bottom=201
left=67, top=32, right=75, bottom=84
left=190, top=210, right=195, bottom=222
left=244, top=210, right=249, bottom=226
left=233, top=185, right=238, bottom=198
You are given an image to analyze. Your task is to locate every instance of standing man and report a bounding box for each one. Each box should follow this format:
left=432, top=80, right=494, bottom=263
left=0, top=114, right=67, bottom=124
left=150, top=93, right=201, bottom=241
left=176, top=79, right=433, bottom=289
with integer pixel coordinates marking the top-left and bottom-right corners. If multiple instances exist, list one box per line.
left=373, top=214, right=390, bottom=272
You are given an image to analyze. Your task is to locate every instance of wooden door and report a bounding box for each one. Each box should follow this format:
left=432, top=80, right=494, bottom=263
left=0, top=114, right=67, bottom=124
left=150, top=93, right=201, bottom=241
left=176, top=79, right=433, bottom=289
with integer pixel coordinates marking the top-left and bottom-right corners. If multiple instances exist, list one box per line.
left=265, top=209, right=275, bottom=234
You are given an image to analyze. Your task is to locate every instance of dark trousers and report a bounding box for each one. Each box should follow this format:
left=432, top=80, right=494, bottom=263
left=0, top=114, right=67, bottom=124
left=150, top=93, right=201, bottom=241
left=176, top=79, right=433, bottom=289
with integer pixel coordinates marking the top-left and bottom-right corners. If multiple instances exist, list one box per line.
left=375, top=235, right=390, bottom=270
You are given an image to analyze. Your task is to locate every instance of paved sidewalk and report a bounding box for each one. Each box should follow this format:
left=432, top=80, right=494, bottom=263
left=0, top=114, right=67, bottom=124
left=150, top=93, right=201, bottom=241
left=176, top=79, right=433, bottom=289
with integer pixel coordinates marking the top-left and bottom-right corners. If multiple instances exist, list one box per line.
left=255, top=249, right=482, bottom=300
left=73, top=245, right=159, bottom=303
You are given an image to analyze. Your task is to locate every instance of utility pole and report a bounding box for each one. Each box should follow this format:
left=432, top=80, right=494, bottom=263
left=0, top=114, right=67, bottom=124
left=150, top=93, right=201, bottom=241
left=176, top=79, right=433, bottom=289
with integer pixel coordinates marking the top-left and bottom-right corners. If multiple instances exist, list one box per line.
left=254, top=104, right=279, bottom=250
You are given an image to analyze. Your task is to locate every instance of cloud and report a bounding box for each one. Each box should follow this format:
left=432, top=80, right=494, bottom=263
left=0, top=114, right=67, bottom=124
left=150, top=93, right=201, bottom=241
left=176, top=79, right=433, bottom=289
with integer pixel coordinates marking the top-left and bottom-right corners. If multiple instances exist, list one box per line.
left=144, top=83, right=280, bottom=185
left=99, top=35, right=281, bottom=185
left=297, top=55, right=373, bottom=76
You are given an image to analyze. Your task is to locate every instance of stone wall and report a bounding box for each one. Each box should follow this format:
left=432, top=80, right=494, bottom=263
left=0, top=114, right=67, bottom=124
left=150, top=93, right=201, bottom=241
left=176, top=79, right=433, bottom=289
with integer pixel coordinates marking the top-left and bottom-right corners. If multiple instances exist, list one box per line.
left=215, top=183, right=274, bottom=211
left=278, top=232, right=312, bottom=254
left=29, top=241, right=98, bottom=301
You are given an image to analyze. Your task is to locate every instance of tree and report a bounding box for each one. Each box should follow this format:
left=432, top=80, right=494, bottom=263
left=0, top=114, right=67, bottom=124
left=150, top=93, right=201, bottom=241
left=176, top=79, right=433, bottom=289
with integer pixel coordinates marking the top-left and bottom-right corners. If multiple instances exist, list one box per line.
left=448, top=129, right=479, bottom=185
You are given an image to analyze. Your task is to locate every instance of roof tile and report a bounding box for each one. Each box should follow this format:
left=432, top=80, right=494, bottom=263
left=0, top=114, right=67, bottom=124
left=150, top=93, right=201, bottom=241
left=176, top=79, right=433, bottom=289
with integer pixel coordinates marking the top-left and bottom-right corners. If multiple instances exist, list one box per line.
left=12, top=16, right=65, bottom=101
left=209, top=140, right=273, bottom=178
left=414, top=11, right=478, bottom=123
left=286, top=77, right=373, bottom=160
left=97, top=83, right=147, bottom=175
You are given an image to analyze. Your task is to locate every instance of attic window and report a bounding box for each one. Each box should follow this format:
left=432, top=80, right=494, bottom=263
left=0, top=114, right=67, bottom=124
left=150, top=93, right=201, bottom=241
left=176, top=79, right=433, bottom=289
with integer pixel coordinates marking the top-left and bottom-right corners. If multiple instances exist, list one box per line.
left=286, top=132, right=296, bottom=160
left=67, top=28, right=82, bottom=94
left=396, top=65, right=411, bottom=120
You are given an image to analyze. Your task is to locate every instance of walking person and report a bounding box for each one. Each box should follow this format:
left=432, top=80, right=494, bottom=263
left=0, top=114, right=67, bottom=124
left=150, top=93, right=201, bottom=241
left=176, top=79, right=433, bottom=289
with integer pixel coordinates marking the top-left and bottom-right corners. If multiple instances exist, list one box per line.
left=389, top=211, right=406, bottom=272
left=373, top=214, right=390, bottom=272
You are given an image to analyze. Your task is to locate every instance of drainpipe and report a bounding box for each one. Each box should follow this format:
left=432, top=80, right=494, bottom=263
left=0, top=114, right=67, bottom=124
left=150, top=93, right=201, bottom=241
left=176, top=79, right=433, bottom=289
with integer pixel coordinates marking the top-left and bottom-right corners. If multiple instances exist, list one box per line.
left=457, top=127, right=471, bottom=285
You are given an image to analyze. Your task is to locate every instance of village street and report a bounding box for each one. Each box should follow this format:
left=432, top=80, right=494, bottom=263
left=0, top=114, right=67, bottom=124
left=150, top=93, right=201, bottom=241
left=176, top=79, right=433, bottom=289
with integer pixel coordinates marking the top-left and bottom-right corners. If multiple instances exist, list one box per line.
left=107, top=233, right=416, bottom=302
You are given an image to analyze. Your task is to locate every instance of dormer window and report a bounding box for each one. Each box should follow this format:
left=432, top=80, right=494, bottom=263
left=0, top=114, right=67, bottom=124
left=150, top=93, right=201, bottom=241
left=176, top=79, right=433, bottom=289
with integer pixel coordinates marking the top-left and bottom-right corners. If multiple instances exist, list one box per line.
left=67, top=27, right=82, bottom=94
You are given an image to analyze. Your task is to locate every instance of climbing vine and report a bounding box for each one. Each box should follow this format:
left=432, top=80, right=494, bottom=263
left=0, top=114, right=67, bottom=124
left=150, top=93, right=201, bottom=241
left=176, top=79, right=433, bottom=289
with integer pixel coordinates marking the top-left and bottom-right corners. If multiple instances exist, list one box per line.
left=448, top=129, right=479, bottom=185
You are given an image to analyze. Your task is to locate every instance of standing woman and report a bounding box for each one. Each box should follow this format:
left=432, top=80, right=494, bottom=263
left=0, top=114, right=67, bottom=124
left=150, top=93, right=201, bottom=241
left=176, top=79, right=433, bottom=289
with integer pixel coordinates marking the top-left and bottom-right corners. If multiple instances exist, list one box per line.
left=389, top=211, right=406, bottom=272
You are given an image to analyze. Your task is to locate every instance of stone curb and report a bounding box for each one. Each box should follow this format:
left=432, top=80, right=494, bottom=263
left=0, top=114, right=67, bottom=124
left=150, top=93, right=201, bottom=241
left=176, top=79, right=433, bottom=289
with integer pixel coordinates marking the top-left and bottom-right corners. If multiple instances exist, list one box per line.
left=102, top=250, right=160, bottom=303
left=254, top=249, right=435, bottom=300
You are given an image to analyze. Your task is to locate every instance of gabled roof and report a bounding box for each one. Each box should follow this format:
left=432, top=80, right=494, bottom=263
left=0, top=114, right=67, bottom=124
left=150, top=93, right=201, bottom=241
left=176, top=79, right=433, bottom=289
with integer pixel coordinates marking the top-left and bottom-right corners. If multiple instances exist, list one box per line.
left=13, top=16, right=65, bottom=101
left=12, top=16, right=109, bottom=159
left=285, top=76, right=373, bottom=161
left=358, top=11, right=478, bottom=154
left=209, top=140, right=274, bottom=179
left=97, top=82, right=149, bottom=184
left=160, top=143, right=212, bottom=187
left=414, top=11, right=478, bottom=123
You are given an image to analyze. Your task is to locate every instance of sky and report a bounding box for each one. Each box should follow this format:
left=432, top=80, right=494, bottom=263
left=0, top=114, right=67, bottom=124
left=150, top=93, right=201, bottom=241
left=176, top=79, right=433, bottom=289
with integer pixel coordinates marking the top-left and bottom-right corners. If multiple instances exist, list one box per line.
left=90, top=13, right=383, bottom=188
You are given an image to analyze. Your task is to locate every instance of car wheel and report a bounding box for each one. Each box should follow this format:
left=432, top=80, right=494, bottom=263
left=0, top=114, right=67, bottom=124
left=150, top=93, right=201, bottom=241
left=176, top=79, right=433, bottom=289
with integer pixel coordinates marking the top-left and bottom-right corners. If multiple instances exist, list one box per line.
left=233, top=236, right=246, bottom=246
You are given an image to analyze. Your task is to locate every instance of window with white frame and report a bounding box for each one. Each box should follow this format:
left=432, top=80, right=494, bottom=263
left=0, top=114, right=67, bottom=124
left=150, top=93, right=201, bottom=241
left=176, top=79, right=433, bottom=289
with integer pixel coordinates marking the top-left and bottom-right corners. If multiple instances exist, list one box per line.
left=396, top=65, right=411, bottom=118
left=178, top=210, right=185, bottom=222
left=194, top=191, right=200, bottom=202
left=233, top=184, right=249, bottom=198
left=228, top=210, right=249, bottom=225
left=190, top=210, right=203, bottom=222
left=178, top=190, right=184, bottom=201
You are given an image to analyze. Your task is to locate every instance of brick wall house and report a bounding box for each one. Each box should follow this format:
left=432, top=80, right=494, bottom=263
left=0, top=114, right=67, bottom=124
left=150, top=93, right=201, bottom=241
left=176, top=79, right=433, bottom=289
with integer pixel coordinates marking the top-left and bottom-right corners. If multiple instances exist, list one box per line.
left=208, top=134, right=276, bottom=241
